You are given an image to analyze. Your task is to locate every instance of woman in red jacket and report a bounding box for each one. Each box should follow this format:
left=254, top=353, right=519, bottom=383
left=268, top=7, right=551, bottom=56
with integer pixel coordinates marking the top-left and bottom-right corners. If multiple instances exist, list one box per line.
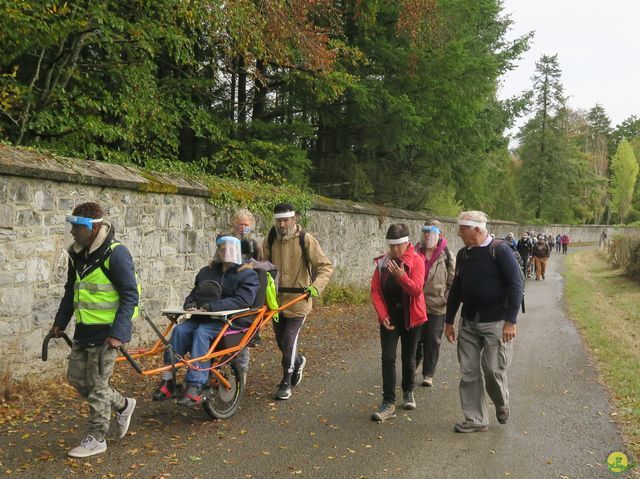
left=370, top=224, right=427, bottom=422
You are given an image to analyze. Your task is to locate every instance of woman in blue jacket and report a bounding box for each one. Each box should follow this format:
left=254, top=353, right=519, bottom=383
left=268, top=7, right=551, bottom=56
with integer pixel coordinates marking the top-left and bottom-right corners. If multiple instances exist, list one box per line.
left=153, top=236, right=259, bottom=405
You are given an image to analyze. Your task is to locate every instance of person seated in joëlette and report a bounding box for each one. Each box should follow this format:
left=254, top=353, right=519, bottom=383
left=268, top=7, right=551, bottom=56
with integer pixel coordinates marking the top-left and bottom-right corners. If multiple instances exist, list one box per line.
left=152, top=235, right=259, bottom=406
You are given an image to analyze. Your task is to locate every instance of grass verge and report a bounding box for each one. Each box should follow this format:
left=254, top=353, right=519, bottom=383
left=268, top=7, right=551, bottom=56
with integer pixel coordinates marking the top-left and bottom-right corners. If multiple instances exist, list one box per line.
left=564, top=249, right=639, bottom=463
left=317, top=283, right=369, bottom=306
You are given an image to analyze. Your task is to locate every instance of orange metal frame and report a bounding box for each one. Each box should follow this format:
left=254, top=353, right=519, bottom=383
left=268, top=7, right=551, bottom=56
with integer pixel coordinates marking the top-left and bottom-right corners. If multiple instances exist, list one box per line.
left=115, top=293, right=309, bottom=389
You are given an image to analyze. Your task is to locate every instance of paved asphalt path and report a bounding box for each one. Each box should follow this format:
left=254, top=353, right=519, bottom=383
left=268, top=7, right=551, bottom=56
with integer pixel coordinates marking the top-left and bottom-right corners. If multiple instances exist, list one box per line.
left=1, top=247, right=633, bottom=478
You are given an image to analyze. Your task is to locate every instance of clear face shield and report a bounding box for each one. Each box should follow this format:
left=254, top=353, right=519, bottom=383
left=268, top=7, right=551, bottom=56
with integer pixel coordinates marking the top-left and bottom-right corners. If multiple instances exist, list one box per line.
left=215, top=236, right=242, bottom=265
left=64, top=215, right=103, bottom=250
left=421, top=225, right=440, bottom=249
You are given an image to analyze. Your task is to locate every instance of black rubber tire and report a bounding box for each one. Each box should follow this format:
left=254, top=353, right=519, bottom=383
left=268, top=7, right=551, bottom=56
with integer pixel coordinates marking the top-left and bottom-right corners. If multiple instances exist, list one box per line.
left=202, top=362, right=244, bottom=420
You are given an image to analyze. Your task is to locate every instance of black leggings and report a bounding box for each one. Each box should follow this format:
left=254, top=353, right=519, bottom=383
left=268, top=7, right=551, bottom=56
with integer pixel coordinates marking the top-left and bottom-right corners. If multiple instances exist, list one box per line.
left=379, top=310, right=422, bottom=403
left=273, top=315, right=305, bottom=377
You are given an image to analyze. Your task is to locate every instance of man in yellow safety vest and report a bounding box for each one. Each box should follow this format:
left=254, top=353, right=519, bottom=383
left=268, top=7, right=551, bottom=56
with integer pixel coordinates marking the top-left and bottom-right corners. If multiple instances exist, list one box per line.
left=50, top=202, right=139, bottom=458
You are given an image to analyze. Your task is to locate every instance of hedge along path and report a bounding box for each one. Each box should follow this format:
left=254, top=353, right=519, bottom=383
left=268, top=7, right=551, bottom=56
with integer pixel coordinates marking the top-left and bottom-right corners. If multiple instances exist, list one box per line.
left=564, top=249, right=640, bottom=460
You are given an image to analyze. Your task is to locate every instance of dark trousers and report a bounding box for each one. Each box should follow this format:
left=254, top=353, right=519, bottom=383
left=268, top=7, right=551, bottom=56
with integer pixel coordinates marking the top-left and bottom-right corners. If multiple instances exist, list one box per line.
left=416, top=314, right=445, bottom=377
left=521, top=256, right=529, bottom=276
left=273, top=315, right=306, bottom=378
left=556, top=243, right=561, bottom=252
left=562, top=244, right=568, bottom=254
left=379, top=311, right=422, bottom=403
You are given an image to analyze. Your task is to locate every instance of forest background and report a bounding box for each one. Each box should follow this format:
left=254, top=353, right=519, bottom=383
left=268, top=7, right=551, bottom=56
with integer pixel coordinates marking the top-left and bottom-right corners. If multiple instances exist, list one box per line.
left=1, top=0, right=639, bottom=225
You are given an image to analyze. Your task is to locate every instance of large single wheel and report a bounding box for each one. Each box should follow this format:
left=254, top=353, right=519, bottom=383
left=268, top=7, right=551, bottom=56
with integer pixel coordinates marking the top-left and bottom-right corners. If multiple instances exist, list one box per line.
left=203, top=362, right=244, bottom=419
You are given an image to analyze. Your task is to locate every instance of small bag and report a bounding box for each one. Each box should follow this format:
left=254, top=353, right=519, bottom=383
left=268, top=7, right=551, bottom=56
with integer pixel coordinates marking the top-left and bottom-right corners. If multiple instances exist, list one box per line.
left=195, top=280, right=222, bottom=309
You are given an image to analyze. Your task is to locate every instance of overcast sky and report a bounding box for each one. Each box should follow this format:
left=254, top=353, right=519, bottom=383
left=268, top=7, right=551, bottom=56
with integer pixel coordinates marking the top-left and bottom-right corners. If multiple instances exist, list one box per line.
left=497, top=0, right=639, bottom=134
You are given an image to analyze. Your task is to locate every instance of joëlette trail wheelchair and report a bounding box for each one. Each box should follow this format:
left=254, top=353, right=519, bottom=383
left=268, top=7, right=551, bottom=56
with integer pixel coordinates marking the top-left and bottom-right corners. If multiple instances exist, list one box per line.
left=43, top=268, right=309, bottom=420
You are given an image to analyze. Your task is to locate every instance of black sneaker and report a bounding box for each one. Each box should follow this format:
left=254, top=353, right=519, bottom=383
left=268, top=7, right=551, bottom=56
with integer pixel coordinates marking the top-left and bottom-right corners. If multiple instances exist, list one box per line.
left=291, top=355, right=307, bottom=387
left=275, top=381, right=292, bottom=400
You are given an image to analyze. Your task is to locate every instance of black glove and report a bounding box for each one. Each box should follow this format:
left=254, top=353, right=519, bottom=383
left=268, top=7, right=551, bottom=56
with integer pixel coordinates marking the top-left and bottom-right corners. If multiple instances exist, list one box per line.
left=200, top=303, right=211, bottom=312
left=184, top=302, right=197, bottom=310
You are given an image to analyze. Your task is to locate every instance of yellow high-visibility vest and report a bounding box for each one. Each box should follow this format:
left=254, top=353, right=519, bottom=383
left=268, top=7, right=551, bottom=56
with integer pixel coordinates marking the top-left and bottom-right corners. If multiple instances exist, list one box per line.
left=73, top=242, right=140, bottom=325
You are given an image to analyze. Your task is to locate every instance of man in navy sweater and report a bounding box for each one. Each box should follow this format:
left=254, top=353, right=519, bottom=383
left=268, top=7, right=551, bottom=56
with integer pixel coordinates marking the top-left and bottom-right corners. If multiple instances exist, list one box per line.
left=445, top=211, right=523, bottom=433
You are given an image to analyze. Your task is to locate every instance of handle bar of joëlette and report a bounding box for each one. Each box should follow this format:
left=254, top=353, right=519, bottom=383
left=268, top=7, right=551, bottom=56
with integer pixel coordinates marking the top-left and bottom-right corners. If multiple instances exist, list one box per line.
left=41, top=331, right=143, bottom=375
left=41, top=331, right=73, bottom=361
left=99, top=344, right=143, bottom=375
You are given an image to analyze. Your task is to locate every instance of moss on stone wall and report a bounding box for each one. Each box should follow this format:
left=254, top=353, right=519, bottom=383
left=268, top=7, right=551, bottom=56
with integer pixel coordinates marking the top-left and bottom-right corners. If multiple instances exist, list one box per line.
left=139, top=171, right=179, bottom=194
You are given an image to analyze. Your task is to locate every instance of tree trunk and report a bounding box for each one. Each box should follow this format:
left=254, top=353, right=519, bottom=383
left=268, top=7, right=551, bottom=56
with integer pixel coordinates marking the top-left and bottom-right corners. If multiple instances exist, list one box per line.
left=238, top=56, right=247, bottom=125
left=252, top=59, right=267, bottom=121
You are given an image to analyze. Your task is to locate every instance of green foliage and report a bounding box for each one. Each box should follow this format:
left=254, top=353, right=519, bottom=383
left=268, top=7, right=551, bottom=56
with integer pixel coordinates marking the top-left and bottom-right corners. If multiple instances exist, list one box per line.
left=423, top=183, right=464, bottom=217
left=141, top=156, right=313, bottom=231
left=311, top=0, right=532, bottom=212
left=7, top=0, right=639, bottom=229
left=317, top=284, right=369, bottom=306
left=516, top=54, right=571, bottom=221
left=0, top=0, right=342, bottom=185
left=610, top=140, right=639, bottom=223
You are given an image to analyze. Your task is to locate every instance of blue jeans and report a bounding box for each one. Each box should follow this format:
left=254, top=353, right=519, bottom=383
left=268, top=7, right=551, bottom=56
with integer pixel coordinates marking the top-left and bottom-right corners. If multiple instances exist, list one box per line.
left=165, top=319, right=223, bottom=385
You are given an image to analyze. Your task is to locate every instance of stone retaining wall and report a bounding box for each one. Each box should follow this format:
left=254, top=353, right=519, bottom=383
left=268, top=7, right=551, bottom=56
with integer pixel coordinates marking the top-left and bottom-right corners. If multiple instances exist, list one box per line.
left=2, top=146, right=639, bottom=378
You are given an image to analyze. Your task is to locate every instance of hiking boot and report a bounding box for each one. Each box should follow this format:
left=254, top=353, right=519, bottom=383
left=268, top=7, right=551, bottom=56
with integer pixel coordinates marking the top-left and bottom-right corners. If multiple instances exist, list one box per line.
left=152, top=379, right=175, bottom=401
left=403, top=391, right=416, bottom=410
left=496, top=406, right=510, bottom=424
left=275, top=381, right=292, bottom=400
left=176, top=383, right=205, bottom=406
left=454, top=421, right=489, bottom=433
left=115, top=398, right=136, bottom=439
left=68, top=435, right=107, bottom=458
left=291, top=355, right=307, bottom=387
left=371, top=402, right=396, bottom=422
left=421, top=376, right=433, bottom=387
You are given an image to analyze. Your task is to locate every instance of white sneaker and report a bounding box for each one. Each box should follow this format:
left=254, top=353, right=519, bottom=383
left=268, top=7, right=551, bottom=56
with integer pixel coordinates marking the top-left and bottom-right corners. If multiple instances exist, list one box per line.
left=421, top=376, right=433, bottom=387
left=116, top=398, right=136, bottom=439
left=68, top=435, right=107, bottom=458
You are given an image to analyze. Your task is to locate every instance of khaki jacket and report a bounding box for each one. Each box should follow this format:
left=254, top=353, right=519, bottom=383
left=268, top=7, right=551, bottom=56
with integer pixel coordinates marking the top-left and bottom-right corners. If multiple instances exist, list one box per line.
left=263, top=224, right=333, bottom=318
left=424, top=248, right=455, bottom=315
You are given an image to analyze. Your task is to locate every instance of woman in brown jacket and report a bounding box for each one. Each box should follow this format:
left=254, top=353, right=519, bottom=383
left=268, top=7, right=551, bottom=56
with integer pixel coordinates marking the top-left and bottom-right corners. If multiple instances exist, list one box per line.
left=415, top=220, right=455, bottom=387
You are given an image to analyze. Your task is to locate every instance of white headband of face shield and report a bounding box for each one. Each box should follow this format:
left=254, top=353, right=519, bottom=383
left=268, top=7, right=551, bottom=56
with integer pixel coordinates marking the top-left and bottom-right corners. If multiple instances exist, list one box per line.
left=457, top=219, right=486, bottom=229
left=274, top=211, right=295, bottom=219
left=387, top=236, right=409, bottom=245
